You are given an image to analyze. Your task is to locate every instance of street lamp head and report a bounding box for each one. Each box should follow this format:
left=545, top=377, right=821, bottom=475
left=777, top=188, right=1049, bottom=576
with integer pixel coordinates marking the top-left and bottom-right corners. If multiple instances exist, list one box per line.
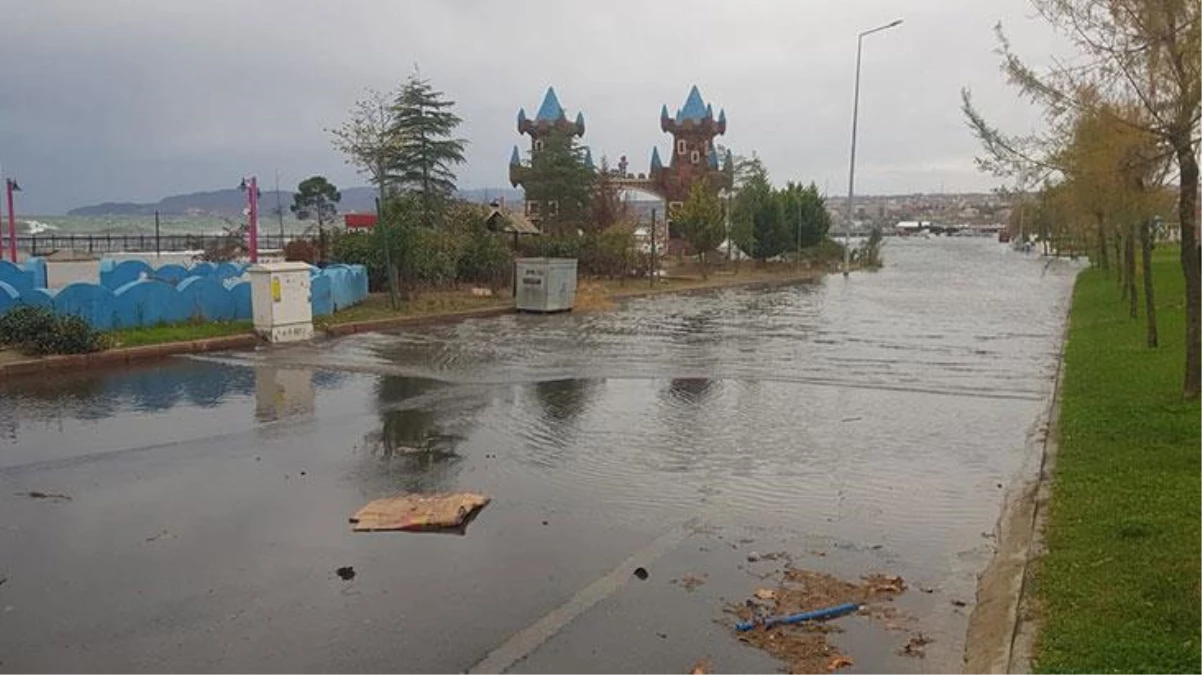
left=887, top=19, right=903, bottom=27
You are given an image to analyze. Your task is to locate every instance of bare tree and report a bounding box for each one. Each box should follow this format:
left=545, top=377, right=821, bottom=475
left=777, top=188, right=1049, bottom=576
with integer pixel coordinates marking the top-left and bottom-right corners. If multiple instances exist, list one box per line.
left=329, top=88, right=404, bottom=307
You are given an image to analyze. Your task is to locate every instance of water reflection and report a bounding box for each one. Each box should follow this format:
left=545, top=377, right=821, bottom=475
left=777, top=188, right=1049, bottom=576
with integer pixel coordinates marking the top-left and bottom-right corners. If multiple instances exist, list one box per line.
left=253, top=367, right=316, bottom=423
left=665, top=377, right=715, bottom=405
left=353, top=375, right=485, bottom=495
left=532, top=378, right=596, bottom=423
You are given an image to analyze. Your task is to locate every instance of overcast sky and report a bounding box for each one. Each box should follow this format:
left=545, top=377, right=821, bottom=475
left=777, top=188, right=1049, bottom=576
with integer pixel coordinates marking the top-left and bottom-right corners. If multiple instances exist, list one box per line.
left=0, top=0, right=1066, bottom=214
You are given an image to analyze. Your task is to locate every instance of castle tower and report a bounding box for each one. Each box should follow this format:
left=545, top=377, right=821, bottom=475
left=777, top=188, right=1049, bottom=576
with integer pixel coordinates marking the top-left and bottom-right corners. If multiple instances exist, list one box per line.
left=509, top=87, right=590, bottom=227
left=649, top=85, right=733, bottom=206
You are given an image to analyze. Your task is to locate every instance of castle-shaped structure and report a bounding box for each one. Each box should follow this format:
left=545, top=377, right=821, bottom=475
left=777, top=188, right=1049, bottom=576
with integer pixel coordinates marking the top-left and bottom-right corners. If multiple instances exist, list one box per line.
left=507, top=84, right=732, bottom=228
left=649, top=85, right=733, bottom=204
left=508, top=87, right=592, bottom=224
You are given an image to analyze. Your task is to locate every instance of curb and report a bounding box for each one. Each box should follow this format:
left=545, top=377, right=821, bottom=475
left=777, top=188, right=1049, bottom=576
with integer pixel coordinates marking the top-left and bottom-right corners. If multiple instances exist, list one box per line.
left=0, top=333, right=260, bottom=379
left=963, top=302, right=1071, bottom=673
left=609, top=272, right=823, bottom=301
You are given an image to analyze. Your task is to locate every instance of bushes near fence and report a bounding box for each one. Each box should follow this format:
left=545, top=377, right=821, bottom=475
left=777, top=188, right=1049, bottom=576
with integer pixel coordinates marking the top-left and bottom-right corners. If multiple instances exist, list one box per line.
left=0, top=305, right=103, bottom=355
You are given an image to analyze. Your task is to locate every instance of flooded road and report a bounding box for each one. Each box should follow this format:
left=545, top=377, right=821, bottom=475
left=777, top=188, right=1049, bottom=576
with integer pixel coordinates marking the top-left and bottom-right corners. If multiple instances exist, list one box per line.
left=0, top=239, right=1078, bottom=673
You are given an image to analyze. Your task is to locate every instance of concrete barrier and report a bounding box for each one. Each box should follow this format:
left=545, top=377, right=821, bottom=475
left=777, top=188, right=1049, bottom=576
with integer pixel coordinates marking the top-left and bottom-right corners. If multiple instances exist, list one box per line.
left=2, top=260, right=363, bottom=331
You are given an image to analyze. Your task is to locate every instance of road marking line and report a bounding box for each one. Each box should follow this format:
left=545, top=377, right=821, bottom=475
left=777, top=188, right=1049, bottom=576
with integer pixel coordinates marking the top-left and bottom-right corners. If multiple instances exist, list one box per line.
left=468, top=518, right=699, bottom=674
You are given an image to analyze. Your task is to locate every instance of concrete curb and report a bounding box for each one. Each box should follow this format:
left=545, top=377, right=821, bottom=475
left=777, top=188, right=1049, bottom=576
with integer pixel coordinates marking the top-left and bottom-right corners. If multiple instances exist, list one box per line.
left=963, top=304, right=1071, bottom=673
left=0, top=333, right=260, bottom=379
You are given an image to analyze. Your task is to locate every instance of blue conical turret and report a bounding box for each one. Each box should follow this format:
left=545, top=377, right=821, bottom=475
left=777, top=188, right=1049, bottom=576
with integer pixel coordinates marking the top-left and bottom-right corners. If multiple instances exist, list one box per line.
left=650, top=147, right=663, bottom=171
left=575, top=111, right=586, bottom=134
left=510, top=145, right=521, bottom=166
left=679, top=85, right=708, bottom=121
left=660, top=104, right=670, bottom=120
left=708, top=143, right=719, bottom=168
left=536, top=87, right=566, bottom=121
left=583, top=147, right=594, bottom=170
left=517, top=108, right=527, bottom=126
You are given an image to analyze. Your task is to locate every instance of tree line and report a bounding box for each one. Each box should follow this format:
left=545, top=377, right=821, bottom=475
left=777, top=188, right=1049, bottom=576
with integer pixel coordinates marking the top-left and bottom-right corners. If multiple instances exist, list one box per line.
left=963, top=0, right=1200, bottom=398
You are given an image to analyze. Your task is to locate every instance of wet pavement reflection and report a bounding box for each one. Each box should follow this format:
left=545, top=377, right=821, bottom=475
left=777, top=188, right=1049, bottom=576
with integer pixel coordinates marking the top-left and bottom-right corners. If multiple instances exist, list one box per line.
left=0, top=239, right=1078, bottom=673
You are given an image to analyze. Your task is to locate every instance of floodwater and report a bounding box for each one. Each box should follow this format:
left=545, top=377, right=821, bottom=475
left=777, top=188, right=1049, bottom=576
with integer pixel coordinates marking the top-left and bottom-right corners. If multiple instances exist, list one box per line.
left=0, top=239, right=1078, bottom=673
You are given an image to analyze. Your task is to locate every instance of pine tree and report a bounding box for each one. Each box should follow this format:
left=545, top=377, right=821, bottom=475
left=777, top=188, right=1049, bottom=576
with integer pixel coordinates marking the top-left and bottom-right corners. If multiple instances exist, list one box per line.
left=390, top=73, right=467, bottom=227
left=524, top=134, right=594, bottom=236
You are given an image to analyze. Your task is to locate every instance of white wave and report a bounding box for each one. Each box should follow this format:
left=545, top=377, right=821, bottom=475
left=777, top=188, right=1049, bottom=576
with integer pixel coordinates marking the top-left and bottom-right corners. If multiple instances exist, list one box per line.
left=23, top=219, right=58, bottom=234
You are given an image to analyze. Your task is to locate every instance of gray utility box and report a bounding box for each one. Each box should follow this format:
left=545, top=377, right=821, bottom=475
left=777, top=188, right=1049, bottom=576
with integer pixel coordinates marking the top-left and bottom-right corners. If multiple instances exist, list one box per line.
left=515, top=257, right=578, bottom=313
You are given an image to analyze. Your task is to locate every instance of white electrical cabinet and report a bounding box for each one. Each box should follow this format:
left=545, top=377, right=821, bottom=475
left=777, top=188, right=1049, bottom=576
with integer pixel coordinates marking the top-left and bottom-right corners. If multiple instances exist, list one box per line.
left=515, top=258, right=578, bottom=313
left=248, top=262, right=314, bottom=343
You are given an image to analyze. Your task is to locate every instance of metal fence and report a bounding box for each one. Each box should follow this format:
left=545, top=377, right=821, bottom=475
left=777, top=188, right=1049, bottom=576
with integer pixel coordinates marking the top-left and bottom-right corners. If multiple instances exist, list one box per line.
left=12, top=233, right=305, bottom=256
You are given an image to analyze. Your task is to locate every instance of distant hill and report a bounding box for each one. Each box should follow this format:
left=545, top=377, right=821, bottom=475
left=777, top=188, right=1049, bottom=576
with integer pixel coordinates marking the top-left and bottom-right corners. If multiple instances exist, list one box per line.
left=69, top=186, right=525, bottom=216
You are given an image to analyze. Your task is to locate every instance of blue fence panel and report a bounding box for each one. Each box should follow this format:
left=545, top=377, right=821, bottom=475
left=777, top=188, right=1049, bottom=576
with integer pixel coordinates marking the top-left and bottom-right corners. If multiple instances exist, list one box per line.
left=151, top=263, right=191, bottom=285
left=177, top=276, right=235, bottom=322
left=23, top=258, right=47, bottom=289
left=112, top=279, right=187, bottom=328
left=190, top=262, right=216, bottom=277
left=53, top=283, right=117, bottom=330
left=214, top=262, right=244, bottom=281
left=310, top=274, right=333, bottom=317
left=18, top=288, right=55, bottom=311
left=99, top=259, right=153, bottom=290
left=229, top=281, right=252, bottom=320
left=0, top=280, right=18, bottom=314
left=0, top=260, right=33, bottom=294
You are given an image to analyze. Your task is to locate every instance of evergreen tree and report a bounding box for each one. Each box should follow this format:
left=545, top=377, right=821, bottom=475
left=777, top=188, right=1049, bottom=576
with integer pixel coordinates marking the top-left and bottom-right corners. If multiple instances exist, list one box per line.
left=776, top=181, right=831, bottom=251
left=291, top=175, right=341, bottom=264
left=524, top=134, right=594, bottom=236
left=390, top=73, right=467, bottom=227
left=732, top=157, right=788, bottom=261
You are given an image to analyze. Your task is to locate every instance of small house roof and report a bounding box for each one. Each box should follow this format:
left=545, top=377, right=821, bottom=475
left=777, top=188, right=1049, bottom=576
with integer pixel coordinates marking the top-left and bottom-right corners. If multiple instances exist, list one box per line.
left=486, top=207, right=542, bottom=235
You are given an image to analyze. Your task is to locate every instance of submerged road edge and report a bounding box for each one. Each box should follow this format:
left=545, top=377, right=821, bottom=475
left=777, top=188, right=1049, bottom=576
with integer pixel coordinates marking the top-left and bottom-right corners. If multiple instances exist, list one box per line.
left=468, top=518, right=699, bottom=674
left=962, top=303, right=1070, bottom=674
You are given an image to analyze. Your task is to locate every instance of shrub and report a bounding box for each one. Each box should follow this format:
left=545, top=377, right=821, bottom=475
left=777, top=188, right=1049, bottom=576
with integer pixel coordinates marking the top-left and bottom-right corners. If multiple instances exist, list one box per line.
left=0, top=305, right=104, bottom=355
left=0, top=305, right=57, bottom=346
left=284, top=239, right=318, bottom=264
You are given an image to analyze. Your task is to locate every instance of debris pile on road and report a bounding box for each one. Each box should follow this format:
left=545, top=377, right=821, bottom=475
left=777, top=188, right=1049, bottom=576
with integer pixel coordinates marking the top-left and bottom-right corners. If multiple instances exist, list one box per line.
left=730, top=568, right=919, bottom=674
left=349, top=492, right=490, bottom=533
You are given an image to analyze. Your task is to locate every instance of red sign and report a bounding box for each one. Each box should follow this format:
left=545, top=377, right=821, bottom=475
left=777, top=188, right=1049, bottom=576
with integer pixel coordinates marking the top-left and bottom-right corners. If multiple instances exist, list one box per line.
left=344, top=213, right=377, bottom=229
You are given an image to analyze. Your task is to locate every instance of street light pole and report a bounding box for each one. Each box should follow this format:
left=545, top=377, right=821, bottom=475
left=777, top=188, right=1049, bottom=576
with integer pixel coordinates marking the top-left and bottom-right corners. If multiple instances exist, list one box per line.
left=845, top=18, right=902, bottom=277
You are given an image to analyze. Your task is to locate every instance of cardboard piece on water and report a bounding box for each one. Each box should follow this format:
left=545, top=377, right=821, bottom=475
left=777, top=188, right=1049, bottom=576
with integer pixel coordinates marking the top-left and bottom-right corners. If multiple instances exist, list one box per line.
left=349, top=492, right=491, bottom=533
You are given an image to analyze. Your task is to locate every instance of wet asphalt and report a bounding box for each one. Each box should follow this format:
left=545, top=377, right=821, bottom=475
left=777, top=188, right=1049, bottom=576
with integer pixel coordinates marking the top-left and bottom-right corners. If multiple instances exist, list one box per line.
left=0, top=239, right=1078, bottom=673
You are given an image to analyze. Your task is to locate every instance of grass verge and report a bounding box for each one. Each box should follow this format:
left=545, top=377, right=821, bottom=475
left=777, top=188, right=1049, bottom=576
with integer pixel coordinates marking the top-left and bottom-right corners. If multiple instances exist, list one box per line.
left=1035, top=245, right=1201, bottom=672
left=106, top=320, right=254, bottom=348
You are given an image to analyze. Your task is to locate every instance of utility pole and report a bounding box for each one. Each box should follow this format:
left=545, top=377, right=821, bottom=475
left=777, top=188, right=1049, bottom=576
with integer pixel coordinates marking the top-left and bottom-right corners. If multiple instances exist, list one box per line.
left=274, top=170, right=285, bottom=245
left=5, top=177, right=19, bottom=263
left=796, top=196, right=802, bottom=272
left=845, top=18, right=903, bottom=278
left=649, top=208, right=657, bottom=289
left=154, top=210, right=161, bottom=258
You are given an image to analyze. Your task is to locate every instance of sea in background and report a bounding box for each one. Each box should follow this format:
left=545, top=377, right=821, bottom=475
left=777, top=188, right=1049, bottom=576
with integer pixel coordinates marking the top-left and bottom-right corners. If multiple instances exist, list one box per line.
left=14, top=214, right=315, bottom=237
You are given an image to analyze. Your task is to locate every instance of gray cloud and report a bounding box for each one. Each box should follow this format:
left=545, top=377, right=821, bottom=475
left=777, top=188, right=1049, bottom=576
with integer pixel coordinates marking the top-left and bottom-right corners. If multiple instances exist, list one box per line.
left=0, top=0, right=1064, bottom=213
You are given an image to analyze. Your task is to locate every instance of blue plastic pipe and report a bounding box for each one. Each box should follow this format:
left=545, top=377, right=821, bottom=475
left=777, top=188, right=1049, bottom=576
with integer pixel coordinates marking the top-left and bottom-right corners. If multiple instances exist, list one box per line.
left=735, top=601, right=861, bottom=631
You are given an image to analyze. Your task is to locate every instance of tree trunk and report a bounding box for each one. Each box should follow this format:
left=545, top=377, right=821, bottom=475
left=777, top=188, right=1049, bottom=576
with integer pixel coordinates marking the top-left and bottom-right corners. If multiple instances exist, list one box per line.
left=1110, top=228, right=1120, bottom=289
left=1125, top=223, right=1138, bottom=318
left=1139, top=218, right=1157, bottom=348
left=1177, top=142, right=1201, bottom=398
left=1095, top=212, right=1109, bottom=271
